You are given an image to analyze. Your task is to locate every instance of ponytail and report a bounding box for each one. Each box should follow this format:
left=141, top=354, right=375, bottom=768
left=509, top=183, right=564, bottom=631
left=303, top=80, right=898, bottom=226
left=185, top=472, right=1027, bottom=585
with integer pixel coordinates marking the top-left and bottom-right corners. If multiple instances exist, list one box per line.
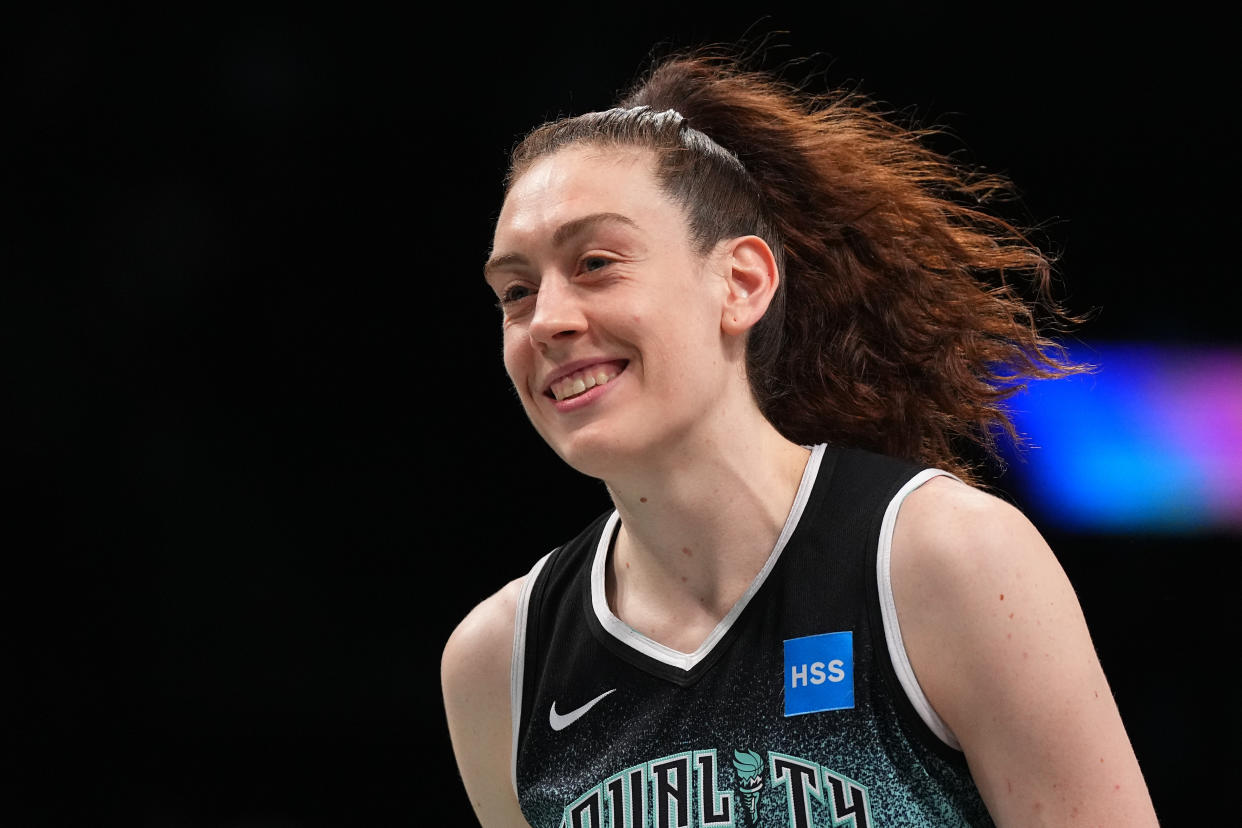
left=507, top=49, right=1085, bottom=483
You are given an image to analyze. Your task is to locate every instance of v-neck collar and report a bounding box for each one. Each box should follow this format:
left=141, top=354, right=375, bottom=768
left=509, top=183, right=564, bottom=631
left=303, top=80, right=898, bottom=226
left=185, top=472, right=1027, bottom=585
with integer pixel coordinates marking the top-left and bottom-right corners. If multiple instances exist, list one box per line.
left=588, top=444, right=828, bottom=674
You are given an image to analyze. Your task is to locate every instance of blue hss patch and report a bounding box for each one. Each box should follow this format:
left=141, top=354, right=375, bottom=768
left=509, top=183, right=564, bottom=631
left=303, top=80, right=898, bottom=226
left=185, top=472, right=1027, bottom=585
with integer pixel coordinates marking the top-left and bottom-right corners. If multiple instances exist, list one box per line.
left=783, top=631, right=854, bottom=716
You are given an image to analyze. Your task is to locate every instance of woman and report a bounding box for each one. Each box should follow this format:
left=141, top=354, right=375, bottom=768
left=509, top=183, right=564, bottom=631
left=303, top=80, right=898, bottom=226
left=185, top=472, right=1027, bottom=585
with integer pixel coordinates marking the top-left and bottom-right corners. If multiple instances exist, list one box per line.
left=442, top=51, right=1158, bottom=826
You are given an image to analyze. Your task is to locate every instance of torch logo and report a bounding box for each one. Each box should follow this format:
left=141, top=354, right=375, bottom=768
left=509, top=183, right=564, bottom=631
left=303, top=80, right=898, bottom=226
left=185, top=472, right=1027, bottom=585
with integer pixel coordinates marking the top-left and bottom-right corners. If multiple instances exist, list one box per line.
left=732, top=749, right=764, bottom=824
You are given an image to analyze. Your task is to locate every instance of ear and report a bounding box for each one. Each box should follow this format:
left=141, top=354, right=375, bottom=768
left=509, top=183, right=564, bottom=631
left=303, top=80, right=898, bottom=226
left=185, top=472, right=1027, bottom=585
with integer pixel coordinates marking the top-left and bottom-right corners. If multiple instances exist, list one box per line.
left=719, top=235, right=779, bottom=336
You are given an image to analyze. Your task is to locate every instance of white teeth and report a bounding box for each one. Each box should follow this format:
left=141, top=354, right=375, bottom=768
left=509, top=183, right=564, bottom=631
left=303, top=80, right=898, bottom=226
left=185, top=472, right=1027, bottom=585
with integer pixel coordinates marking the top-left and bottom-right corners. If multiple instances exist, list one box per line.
left=551, top=366, right=620, bottom=401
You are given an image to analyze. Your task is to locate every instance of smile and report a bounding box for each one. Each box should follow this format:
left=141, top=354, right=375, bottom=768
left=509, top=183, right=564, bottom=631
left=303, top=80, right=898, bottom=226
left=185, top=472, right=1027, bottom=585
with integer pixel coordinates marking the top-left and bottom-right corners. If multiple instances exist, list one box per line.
left=547, top=361, right=628, bottom=401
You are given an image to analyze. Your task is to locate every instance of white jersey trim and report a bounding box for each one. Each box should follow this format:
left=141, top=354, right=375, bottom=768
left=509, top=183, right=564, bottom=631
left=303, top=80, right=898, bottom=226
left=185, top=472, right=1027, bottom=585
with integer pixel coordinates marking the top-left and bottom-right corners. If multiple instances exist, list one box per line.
left=510, top=549, right=554, bottom=799
left=876, top=468, right=963, bottom=750
left=589, top=444, right=827, bottom=672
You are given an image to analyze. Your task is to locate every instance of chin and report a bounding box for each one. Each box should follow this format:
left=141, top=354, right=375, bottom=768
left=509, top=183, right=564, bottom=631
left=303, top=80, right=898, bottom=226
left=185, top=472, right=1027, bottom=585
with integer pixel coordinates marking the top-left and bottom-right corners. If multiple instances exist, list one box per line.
left=551, top=420, right=697, bottom=484
left=541, top=426, right=645, bottom=482
left=547, top=435, right=623, bottom=481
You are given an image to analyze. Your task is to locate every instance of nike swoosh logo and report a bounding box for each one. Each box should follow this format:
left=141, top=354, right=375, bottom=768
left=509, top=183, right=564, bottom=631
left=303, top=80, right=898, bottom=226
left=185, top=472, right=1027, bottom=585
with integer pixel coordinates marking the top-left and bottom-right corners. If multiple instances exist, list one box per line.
left=549, top=688, right=616, bottom=731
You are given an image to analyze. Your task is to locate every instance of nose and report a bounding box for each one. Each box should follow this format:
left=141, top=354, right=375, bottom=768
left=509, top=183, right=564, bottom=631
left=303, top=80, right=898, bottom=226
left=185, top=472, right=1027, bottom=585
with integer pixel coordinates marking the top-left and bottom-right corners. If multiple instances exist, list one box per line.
left=527, top=276, right=585, bottom=350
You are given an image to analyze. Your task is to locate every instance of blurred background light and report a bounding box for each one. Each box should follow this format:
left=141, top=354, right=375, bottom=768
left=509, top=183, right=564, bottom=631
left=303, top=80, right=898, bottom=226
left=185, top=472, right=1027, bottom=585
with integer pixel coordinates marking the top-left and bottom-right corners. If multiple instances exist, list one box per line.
left=1002, top=343, right=1242, bottom=533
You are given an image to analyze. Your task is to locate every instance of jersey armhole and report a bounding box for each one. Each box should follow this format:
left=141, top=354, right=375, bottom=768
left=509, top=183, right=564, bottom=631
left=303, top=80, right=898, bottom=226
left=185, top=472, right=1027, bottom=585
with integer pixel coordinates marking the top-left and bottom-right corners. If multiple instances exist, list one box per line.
left=876, top=469, right=963, bottom=751
left=510, top=549, right=554, bottom=800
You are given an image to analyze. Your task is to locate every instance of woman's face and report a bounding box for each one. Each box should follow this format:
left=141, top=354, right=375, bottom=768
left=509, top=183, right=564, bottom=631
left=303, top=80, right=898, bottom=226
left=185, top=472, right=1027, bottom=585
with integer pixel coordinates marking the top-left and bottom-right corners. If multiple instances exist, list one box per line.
left=486, top=145, right=739, bottom=479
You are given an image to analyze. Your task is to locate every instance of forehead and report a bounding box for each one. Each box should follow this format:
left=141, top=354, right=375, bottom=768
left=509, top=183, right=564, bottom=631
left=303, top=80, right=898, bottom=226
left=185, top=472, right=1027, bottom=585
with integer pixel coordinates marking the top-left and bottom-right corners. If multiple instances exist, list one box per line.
left=493, top=145, right=686, bottom=247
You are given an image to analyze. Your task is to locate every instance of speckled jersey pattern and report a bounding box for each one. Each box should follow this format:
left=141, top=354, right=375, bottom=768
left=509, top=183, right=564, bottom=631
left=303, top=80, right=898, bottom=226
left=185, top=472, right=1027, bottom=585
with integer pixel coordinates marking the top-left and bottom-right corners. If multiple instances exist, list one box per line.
left=513, top=446, right=993, bottom=827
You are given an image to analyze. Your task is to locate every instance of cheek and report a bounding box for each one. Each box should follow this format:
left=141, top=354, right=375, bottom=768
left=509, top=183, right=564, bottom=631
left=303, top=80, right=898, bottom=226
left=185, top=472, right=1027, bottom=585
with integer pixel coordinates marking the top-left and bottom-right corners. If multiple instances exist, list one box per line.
left=501, top=331, right=532, bottom=394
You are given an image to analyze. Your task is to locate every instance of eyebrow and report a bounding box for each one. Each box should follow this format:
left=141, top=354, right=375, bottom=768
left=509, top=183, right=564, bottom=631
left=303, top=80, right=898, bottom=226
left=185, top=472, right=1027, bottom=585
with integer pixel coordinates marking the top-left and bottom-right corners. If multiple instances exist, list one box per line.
left=483, top=212, right=640, bottom=280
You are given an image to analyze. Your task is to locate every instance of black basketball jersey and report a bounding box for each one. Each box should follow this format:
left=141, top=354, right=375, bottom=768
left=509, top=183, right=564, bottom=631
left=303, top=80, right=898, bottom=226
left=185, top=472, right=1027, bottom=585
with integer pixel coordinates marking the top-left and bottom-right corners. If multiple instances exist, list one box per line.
left=511, top=445, right=994, bottom=827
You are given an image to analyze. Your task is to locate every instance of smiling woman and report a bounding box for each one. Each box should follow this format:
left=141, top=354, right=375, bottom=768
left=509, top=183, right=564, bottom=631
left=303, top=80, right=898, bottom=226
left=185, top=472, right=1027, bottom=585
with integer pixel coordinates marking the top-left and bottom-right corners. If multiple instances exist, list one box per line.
left=442, top=48, right=1159, bottom=827
left=486, top=148, right=766, bottom=480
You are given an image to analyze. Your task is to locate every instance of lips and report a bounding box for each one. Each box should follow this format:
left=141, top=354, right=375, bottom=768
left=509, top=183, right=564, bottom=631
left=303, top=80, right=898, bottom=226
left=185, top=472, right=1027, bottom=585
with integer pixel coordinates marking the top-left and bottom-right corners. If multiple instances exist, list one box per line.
left=545, top=360, right=628, bottom=402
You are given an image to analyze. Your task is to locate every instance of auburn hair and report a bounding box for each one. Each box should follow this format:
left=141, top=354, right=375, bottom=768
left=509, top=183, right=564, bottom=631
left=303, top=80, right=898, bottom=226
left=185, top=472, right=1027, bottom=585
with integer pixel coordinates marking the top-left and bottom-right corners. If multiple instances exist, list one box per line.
left=506, top=50, right=1085, bottom=484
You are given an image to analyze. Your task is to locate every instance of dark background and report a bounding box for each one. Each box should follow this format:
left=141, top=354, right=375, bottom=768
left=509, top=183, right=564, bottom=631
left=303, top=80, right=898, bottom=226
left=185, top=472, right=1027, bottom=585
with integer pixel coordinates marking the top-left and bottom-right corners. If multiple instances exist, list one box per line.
left=10, top=5, right=1237, bottom=825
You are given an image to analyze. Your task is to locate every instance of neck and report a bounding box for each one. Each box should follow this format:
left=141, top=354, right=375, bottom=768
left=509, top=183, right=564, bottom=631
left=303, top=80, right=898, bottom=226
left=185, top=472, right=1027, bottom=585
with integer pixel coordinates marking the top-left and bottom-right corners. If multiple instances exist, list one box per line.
left=602, top=416, right=811, bottom=644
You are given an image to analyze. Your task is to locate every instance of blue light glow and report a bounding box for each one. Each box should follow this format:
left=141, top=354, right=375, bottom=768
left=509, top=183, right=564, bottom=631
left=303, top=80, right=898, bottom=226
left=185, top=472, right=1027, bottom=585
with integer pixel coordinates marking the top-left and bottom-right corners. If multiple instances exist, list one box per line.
left=1000, top=343, right=1242, bottom=534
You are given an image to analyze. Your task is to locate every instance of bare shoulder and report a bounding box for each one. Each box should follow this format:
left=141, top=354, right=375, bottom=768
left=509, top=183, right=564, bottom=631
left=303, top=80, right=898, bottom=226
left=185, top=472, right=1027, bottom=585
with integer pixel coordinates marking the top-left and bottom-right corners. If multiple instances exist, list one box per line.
left=889, top=472, right=1090, bottom=708
left=895, top=474, right=1041, bottom=570
left=441, top=576, right=533, bottom=828
left=889, top=475, right=1158, bottom=824
left=887, top=474, right=1066, bottom=709
left=442, top=576, right=526, bottom=686
left=888, top=475, right=1061, bottom=655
